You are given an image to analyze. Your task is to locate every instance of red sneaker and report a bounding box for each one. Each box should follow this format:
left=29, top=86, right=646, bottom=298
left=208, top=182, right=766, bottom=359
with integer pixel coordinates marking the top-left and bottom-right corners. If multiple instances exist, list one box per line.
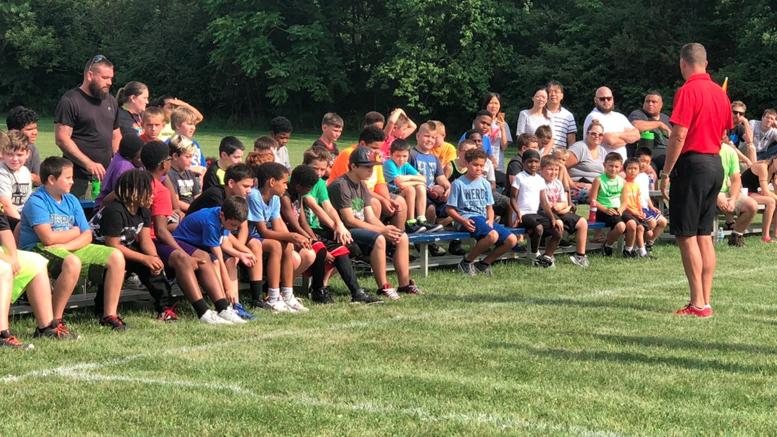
left=672, top=303, right=711, bottom=318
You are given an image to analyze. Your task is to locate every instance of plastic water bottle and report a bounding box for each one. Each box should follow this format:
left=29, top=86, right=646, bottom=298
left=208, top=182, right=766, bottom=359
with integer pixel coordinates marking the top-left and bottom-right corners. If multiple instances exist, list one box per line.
left=588, top=200, right=597, bottom=223
left=717, top=227, right=724, bottom=244
left=91, top=179, right=101, bottom=200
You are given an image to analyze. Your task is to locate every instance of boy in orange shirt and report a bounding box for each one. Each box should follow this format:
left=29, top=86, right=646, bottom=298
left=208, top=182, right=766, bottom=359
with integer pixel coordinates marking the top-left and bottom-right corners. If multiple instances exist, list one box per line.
left=430, top=120, right=457, bottom=167
left=621, top=158, right=653, bottom=259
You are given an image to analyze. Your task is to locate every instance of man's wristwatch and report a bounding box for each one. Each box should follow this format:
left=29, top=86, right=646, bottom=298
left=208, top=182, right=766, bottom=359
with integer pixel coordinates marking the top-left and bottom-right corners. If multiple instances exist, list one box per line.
left=658, top=171, right=669, bottom=181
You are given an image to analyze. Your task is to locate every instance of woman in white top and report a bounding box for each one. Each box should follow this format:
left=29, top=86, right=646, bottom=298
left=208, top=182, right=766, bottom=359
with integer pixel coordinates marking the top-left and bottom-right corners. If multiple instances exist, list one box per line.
left=481, top=93, right=513, bottom=173
left=516, top=87, right=553, bottom=140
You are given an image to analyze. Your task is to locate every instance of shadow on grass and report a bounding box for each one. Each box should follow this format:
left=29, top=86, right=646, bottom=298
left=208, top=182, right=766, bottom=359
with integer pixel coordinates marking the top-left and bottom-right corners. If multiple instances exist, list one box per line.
left=426, top=294, right=668, bottom=313
left=488, top=342, right=775, bottom=374
left=590, top=333, right=777, bottom=355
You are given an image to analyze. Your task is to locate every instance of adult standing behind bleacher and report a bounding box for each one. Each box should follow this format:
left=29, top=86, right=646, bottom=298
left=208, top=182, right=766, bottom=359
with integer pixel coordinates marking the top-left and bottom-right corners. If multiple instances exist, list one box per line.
left=115, top=81, right=149, bottom=138
left=628, top=92, right=672, bottom=170
left=545, top=81, right=577, bottom=149
left=54, top=55, right=121, bottom=198
left=660, top=43, right=732, bottom=318
left=583, top=87, right=640, bottom=162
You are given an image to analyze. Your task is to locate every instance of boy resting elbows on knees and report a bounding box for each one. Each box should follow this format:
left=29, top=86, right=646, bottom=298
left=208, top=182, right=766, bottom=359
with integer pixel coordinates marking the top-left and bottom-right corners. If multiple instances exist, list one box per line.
left=539, top=155, right=590, bottom=267
left=94, top=134, right=145, bottom=210
left=0, top=130, right=33, bottom=230
left=141, top=142, right=242, bottom=324
left=446, top=148, right=518, bottom=276
left=5, top=106, right=42, bottom=186
left=19, top=157, right=127, bottom=330
left=0, top=206, right=79, bottom=348
left=248, top=162, right=313, bottom=313
left=269, top=116, right=293, bottom=169
left=621, top=158, right=654, bottom=259
left=383, top=139, right=442, bottom=234
left=203, top=136, right=245, bottom=191
left=329, top=147, right=423, bottom=299
left=510, top=149, right=562, bottom=267
left=169, top=107, right=207, bottom=178
left=635, top=148, right=667, bottom=251
left=379, top=108, right=417, bottom=160
left=172, top=197, right=249, bottom=323
left=590, top=152, right=630, bottom=257
left=281, top=165, right=384, bottom=305
left=167, top=135, right=202, bottom=212
left=139, top=107, right=165, bottom=143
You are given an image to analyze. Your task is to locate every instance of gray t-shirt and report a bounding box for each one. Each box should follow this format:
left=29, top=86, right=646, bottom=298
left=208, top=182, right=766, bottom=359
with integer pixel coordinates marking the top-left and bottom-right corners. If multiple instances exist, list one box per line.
left=0, top=162, right=32, bottom=213
left=628, top=109, right=671, bottom=149
left=749, top=120, right=777, bottom=153
left=568, top=141, right=606, bottom=182
left=328, top=174, right=371, bottom=222
left=25, top=143, right=41, bottom=177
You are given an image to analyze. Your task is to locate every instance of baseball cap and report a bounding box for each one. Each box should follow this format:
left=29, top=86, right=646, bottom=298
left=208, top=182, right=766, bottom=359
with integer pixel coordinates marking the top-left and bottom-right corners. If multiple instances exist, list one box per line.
left=349, top=146, right=380, bottom=166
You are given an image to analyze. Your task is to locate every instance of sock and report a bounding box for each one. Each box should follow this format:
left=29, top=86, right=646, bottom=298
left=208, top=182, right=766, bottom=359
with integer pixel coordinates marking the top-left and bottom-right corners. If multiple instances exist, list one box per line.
left=249, top=280, right=265, bottom=301
left=605, top=243, right=613, bottom=249
left=530, top=252, right=540, bottom=259
left=418, top=215, right=427, bottom=223
left=576, top=252, right=585, bottom=257
left=192, top=299, right=210, bottom=318
left=281, top=287, right=294, bottom=301
left=733, top=230, right=743, bottom=236
left=639, top=247, right=648, bottom=256
left=214, top=298, right=229, bottom=313
left=703, top=305, right=711, bottom=309
left=625, top=246, right=633, bottom=252
left=268, top=288, right=280, bottom=304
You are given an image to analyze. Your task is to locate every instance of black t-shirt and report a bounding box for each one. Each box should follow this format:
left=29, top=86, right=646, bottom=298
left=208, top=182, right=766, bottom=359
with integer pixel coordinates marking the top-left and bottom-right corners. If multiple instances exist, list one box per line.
left=628, top=109, right=671, bottom=149
left=54, top=88, right=120, bottom=179
left=117, top=107, right=142, bottom=139
left=168, top=167, right=201, bottom=204
left=202, top=163, right=222, bottom=192
left=283, top=189, right=303, bottom=221
left=506, top=155, right=523, bottom=177
left=91, top=202, right=150, bottom=249
left=187, top=186, right=226, bottom=215
left=728, top=124, right=746, bottom=146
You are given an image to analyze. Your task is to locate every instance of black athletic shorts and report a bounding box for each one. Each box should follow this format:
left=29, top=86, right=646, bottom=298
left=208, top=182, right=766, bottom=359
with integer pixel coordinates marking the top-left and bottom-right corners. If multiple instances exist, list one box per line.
left=520, top=213, right=551, bottom=231
left=668, top=152, right=724, bottom=236
left=622, top=210, right=650, bottom=229
left=540, top=211, right=582, bottom=234
left=595, top=209, right=624, bottom=229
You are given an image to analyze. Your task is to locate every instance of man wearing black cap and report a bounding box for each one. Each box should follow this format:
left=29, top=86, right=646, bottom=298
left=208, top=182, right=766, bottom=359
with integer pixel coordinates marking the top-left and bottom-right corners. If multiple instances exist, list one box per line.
left=328, top=147, right=423, bottom=299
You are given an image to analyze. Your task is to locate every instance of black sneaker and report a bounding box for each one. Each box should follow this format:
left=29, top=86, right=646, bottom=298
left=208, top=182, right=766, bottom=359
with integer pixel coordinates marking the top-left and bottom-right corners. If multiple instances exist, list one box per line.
left=532, top=254, right=554, bottom=268
left=0, top=330, right=33, bottom=349
left=351, top=289, right=385, bottom=304
left=558, top=239, right=572, bottom=248
left=397, top=280, right=424, bottom=295
left=429, top=243, right=446, bottom=257
left=622, top=249, right=637, bottom=259
left=100, top=315, right=128, bottom=331
left=34, top=319, right=80, bottom=340
left=645, top=240, right=654, bottom=252
left=601, top=245, right=614, bottom=257
left=474, top=261, right=493, bottom=276
left=311, top=286, right=335, bottom=304
left=406, top=222, right=427, bottom=234
left=448, top=239, right=466, bottom=256
left=729, top=233, right=745, bottom=247
left=458, top=258, right=477, bottom=276
left=352, top=256, right=372, bottom=269
left=420, top=221, right=444, bottom=232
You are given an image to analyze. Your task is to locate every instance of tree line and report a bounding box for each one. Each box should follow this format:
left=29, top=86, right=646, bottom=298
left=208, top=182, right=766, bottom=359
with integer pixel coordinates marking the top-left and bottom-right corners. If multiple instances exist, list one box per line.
left=1, top=0, right=775, bottom=130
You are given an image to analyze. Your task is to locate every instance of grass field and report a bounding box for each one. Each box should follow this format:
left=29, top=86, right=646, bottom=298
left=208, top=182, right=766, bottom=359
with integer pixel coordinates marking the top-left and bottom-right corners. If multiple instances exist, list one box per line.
left=3, top=121, right=777, bottom=436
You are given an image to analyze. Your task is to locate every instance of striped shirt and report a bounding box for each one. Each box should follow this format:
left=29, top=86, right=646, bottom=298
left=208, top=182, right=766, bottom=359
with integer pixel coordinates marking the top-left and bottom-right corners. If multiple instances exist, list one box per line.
left=548, top=106, right=577, bottom=148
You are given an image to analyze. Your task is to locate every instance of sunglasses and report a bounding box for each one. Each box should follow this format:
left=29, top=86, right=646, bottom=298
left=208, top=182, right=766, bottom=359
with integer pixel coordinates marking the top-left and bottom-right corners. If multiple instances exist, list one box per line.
left=733, top=110, right=745, bottom=116
left=597, top=97, right=613, bottom=102
left=587, top=131, right=604, bottom=138
left=87, top=54, right=107, bottom=70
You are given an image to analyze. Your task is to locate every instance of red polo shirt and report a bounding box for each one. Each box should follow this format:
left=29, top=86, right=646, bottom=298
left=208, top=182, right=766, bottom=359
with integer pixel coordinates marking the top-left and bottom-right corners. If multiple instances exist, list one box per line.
left=670, top=73, right=733, bottom=155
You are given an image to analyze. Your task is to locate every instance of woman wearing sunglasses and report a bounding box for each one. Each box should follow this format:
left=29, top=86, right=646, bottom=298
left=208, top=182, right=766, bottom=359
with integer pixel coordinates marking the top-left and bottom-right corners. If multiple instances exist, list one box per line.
left=565, top=119, right=607, bottom=204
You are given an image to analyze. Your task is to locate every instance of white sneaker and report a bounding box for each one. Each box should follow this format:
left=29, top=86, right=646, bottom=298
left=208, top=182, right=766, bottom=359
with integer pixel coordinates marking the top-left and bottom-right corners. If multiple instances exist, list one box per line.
left=218, top=307, right=247, bottom=324
left=284, top=296, right=309, bottom=313
left=199, top=309, right=232, bottom=325
left=262, top=299, right=292, bottom=313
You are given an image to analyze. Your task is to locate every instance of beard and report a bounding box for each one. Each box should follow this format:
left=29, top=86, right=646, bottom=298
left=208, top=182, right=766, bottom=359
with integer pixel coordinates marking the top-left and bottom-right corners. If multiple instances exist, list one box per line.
left=595, top=102, right=612, bottom=114
left=88, top=81, right=110, bottom=100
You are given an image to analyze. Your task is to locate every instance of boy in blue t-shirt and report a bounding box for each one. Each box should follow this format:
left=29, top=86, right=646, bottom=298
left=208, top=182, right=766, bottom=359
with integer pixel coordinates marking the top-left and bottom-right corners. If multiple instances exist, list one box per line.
left=19, top=157, right=128, bottom=330
left=383, top=139, right=441, bottom=233
left=446, top=149, right=518, bottom=276
left=409, top=121, right=453, bottom=237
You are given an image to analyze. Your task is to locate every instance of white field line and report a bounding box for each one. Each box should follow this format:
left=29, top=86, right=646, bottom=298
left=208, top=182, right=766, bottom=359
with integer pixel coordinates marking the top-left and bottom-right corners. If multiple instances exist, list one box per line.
left=58, top=371, right=636, bottom=437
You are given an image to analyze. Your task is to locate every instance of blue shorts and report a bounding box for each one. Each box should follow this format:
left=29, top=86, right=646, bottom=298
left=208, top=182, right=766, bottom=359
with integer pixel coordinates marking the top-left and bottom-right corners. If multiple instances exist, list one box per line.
left=426, top=199, right=449, bottom=218
left=461, top=216, right=513, bottom=246
left=642, top=208, right=662, bottom=222
left=350, top=228, right=396, bottom=255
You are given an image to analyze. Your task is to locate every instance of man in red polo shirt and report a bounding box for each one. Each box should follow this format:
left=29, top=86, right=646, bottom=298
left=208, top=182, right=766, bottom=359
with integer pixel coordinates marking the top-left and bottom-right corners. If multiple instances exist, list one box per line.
left=660, top=43, right=733, bottom=318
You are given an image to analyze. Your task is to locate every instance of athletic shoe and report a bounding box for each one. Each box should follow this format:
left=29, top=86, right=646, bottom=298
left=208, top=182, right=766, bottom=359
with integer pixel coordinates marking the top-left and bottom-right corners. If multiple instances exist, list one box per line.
left=123, top=273, right=144, bottom=290
left=378, top=283, right=400, bottom=301
left=100, top=315, right=128, bottom=331
left=218, top=307, right=248, bottom=323
left=352, top=257, right=372, bottom=269
left=262, top=299, right=292, bottom=313
left=418, top=219, right=444, bottom=232
left=351, top=289, right=385, bottom=304
left=570, top=253, right=590, bottom=268
left=458, top=259, right=477, bottom=277
left=640, top=252, right=658, bottom=260
left=645, top=240, right=655, bottom=252
left=672, top=303, right=712, bottom=318
left=284, top=296, right=310, bottom=313
left=558, top=239, right=572, bottom=248
left=728, top=233, right=745, bottom=247
left=34, top=319, right=80, bottom=340
left=199, top=309, right=232, bottom=325
left=429, top=243, right=447, bottom=257
left=448, top=239, right=466, bottom=256
left=601, top=245, right=614, bottom=257
left=532, top=254, right=554, bottom=268
left=622, top=249, right=637, bottom=259
left=398, top=280, right=424, bottom=295
left=406, top=222, right=427, bottom=234
left=233, top=303, right=258, bottom=320
left=157, top=302, right=180, bottom=322
left=0, top=330, right=33, bottom=349
left=474, top=261, right=493, bottom=276
left=311, top=286, right=335, bottom=304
